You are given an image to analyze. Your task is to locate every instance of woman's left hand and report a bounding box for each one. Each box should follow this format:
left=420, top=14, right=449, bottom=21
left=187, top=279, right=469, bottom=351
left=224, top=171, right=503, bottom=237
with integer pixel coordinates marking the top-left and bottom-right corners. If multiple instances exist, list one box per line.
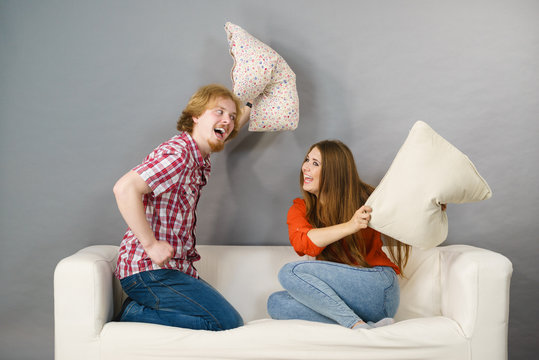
left=307, top=205, right=373, bottom=247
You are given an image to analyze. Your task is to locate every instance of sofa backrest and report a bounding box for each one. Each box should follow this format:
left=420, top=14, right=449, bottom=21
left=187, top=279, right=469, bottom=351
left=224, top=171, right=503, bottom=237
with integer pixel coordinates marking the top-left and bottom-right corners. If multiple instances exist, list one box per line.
left=196, top=245, right=299, bottom=323
left=393, top=246, right=442, bottom=321
left=195, top=245, right=442, bottom=323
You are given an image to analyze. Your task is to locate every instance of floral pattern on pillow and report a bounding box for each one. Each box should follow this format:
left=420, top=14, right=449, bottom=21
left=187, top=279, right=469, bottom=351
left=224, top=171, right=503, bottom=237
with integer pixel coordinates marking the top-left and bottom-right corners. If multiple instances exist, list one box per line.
left=225, top=22, right=299, bottom=132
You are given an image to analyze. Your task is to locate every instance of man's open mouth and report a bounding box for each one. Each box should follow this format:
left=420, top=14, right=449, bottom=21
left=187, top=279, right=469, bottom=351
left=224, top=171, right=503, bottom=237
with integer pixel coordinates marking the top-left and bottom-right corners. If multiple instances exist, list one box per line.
left=214, top=127, right=226, bottom=140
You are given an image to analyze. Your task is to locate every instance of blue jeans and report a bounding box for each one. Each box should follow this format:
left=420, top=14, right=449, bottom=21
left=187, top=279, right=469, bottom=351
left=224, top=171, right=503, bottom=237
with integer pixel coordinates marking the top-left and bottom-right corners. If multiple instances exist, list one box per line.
left=119, top=269, right=243, bottom=331
left=267, top=261, right=399, bottom=328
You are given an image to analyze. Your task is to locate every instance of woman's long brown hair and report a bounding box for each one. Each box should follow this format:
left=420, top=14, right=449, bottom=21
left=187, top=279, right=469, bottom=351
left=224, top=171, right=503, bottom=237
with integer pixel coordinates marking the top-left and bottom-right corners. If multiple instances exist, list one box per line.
left=300, top=140, right=410, bottom=274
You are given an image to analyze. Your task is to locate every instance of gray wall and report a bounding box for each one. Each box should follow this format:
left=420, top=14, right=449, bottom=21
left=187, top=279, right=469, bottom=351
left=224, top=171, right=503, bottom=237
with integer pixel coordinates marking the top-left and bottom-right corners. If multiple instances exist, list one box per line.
left=1, top=0, right=537, bottom=359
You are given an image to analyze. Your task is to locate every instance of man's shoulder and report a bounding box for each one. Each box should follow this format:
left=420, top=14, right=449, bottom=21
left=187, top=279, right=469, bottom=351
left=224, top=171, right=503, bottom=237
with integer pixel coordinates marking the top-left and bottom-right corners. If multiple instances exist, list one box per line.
left=153, top=133, right=191, bottom=157
left=164, top=132, right=191, bottom=149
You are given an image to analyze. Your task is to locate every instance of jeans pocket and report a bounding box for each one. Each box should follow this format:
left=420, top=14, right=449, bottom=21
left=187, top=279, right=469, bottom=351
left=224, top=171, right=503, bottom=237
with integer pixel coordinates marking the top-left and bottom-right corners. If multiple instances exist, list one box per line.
left=120, top=275, right=139, bottom=293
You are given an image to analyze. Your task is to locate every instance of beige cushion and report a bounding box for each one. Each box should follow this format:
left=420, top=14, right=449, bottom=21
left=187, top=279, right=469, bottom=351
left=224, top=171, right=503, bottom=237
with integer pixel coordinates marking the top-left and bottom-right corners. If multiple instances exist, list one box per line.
left=366, top=121, right=492, bottom=249
left=225, top=22, right=299, bottom=132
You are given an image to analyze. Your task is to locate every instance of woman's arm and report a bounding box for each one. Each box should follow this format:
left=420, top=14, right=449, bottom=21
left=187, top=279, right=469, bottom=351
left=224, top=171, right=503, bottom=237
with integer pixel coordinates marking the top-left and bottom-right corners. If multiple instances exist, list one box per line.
left=307, top=206, right=372, bottom=247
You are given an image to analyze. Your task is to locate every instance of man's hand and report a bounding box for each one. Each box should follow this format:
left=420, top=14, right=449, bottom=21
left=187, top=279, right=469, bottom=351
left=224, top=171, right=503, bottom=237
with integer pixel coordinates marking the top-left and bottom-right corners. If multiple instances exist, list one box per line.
left=145, top=240, right=175, bottom=267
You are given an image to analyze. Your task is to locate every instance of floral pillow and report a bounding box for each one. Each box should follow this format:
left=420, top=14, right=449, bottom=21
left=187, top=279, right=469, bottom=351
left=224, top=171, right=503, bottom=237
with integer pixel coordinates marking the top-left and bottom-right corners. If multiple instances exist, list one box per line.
left=365, top=121, right=492, bottom=249
left=225, top=22, right=299, bottom=132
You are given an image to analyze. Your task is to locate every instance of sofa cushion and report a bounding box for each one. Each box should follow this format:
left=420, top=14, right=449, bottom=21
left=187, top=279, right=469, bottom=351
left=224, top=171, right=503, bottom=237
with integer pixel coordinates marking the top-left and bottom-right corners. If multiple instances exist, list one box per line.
left=100, top=318, right=467, bottom=360
left=366, top=121, right=492, bottom=249
left=225, top=22, right=299, bottom=132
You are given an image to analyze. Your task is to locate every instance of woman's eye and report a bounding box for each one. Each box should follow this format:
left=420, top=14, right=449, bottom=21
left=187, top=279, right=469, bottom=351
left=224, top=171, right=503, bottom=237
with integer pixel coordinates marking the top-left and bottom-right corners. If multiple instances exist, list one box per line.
left=216, top=110, right=223, bottom=115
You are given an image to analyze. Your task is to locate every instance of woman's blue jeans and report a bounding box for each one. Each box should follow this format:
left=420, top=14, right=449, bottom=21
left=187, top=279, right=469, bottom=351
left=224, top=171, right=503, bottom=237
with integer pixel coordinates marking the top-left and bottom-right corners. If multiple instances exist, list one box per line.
left=267, top=260, right=399, bottom=328
left=119, top=269, right=243, bottom=331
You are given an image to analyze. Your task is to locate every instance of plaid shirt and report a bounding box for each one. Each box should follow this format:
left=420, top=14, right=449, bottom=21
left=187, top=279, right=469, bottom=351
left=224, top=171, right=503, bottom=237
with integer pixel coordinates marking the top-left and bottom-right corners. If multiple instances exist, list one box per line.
left=115, top=132, right=211, bottom=280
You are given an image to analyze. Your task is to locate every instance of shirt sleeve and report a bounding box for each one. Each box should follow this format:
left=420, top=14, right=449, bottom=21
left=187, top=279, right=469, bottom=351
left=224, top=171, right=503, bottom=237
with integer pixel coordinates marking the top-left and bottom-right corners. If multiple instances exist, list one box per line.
left=133, top=148, right=187, bottom=197
left=287, top=198, right=326, bottom=257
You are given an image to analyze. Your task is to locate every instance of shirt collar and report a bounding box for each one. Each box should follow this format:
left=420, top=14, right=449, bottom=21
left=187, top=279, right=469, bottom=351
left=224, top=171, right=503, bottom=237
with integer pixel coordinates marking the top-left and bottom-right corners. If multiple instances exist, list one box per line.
left=181, top=132, right=211, bottom=169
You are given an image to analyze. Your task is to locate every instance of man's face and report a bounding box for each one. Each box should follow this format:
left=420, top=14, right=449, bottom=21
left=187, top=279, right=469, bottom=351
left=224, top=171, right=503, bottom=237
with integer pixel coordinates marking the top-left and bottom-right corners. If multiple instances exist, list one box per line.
left=191, top=97, right=237, bottom=157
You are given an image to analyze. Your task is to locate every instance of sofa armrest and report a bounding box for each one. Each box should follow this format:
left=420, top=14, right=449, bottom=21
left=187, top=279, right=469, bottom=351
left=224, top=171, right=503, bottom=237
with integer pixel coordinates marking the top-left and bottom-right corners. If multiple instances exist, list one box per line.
left=54, top=245, right=119, bottom=360
left=439, top=245, right=512, bottom=360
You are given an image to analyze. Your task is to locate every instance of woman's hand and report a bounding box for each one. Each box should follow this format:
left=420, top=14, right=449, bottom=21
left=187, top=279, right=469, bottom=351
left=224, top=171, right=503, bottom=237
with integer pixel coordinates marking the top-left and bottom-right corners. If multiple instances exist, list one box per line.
left=306, top=205, right=373, bottom=248
left=348, top=205, right=372, bottom=233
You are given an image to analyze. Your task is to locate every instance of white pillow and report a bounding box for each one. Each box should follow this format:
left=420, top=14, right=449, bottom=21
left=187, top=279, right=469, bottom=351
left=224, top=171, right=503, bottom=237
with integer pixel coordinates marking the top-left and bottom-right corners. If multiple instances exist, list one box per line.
left=365, top=121, right=492, bottom=249
left=224, top=22, right=299, bottom=132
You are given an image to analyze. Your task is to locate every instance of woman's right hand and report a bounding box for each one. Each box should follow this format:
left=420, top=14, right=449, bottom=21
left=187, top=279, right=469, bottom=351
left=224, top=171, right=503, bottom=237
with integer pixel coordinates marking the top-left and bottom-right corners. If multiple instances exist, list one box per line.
left=348, top=205, right=372, bottom=232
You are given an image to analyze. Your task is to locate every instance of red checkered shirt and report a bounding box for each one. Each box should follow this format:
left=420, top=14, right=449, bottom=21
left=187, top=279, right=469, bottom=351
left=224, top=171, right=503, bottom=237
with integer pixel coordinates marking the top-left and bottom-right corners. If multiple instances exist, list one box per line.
left=115, top=132, right=211, bottom=280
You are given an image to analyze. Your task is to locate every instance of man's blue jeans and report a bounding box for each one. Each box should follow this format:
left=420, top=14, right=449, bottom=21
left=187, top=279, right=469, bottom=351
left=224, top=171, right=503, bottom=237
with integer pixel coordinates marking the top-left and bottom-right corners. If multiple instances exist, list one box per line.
left=119, top=269, right=243, bottom=331
left=267, top=261, right=399, bottom=328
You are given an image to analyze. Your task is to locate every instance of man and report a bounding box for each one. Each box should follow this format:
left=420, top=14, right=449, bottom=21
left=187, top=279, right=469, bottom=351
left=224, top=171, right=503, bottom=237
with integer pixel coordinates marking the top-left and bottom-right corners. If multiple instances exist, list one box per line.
left=113, top=84, right=251, bottom=330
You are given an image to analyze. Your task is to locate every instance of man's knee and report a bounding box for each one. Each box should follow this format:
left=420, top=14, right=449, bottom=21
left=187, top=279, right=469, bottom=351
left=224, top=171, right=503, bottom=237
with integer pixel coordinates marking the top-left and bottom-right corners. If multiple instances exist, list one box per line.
left=215, top=308, right=243, bottom=330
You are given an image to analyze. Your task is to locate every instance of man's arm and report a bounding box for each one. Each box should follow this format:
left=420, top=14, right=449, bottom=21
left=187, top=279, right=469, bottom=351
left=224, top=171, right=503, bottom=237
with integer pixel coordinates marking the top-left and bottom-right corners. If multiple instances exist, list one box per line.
left=113, top=170, right=174, bottom=266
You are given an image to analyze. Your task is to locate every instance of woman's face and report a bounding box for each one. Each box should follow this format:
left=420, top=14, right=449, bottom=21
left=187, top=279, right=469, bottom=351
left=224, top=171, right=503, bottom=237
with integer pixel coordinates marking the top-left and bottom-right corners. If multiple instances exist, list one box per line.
left=302, top=147, right=322, bottom=197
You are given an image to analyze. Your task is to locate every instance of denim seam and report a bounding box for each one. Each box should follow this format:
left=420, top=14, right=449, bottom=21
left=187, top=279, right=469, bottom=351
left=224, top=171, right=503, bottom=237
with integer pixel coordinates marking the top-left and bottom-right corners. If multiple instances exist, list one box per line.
left=289, top=262, right=361, bottom=328
left=287, top=262, right=397, bottom=327
left=148, top=271, right=222, bottom=330
left=120, top=273, right=143, bottom=296
left=138, top=272, right=161, bottom=309
left=381, top=268, right=398, bottom=318
left=121, top=300, right=137, bottom=320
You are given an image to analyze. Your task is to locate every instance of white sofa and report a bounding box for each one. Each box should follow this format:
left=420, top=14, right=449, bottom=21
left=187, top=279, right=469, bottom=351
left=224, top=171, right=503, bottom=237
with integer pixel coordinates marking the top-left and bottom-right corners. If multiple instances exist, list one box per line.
left=54, top=244, right=512, bottom=360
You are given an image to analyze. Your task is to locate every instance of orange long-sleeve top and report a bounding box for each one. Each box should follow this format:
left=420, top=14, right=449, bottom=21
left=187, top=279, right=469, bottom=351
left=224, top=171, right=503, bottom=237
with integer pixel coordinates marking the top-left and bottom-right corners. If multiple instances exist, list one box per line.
left=287, top=198, right=400, bottom=274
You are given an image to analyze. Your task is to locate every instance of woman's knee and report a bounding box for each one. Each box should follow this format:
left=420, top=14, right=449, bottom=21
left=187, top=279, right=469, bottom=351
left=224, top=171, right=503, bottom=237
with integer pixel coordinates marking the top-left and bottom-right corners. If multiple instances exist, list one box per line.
left=278, top=261, right=310, bottom=289
left=278, top=262, right=294, bottom=287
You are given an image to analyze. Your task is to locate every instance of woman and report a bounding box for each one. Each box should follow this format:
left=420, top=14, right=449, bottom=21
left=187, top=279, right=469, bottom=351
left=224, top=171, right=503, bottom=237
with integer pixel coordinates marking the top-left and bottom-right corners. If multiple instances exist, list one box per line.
left=267, top=140, right=411, bottom=329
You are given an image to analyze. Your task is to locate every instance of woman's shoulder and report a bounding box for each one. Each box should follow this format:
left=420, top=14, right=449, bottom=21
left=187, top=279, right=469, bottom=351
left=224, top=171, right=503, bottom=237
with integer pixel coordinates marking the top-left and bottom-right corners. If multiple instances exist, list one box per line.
left=290, top=197, right=307, bottom=212
left=288, top=198, right=307, bottom=218
left=292, top=197, right=305, bottom=206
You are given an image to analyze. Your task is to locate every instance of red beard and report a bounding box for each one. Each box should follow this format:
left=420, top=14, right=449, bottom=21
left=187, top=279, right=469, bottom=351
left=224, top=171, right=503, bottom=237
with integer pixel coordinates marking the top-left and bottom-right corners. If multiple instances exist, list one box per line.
left=209, top=139, right=225, bottom=153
